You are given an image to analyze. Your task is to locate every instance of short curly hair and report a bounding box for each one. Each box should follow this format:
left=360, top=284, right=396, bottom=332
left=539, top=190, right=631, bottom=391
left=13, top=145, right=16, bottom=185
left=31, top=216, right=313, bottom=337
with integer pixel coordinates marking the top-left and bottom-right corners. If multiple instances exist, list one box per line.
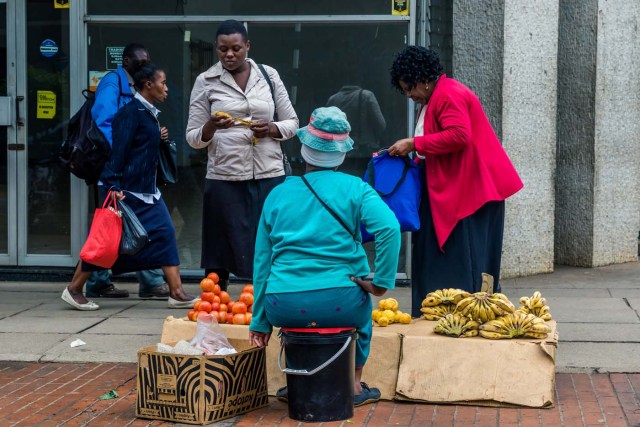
left=390, top=46, right=444, bottom=93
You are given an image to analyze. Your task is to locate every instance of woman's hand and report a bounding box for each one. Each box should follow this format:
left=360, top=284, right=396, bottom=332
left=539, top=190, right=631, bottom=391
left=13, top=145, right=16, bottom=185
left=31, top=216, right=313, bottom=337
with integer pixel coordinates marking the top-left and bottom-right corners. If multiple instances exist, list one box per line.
left=249, top=330, right=271, bottom=348
left=160, top=127, right=169, bottom=141
left=209, top=113, right=234, bottom=130
left=113, top=191, right=125, bottom=201
left=250, top=120, right=272, bottom=139
left=387, top=138, right=415, bottom=157
left=351, top=276, right=387, bottom=297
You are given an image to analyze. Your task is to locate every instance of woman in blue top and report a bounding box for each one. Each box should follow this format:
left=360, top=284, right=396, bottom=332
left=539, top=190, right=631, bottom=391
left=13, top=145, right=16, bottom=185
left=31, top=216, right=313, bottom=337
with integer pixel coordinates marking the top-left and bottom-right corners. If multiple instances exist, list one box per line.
left=248, top=107, right=401, bottom=406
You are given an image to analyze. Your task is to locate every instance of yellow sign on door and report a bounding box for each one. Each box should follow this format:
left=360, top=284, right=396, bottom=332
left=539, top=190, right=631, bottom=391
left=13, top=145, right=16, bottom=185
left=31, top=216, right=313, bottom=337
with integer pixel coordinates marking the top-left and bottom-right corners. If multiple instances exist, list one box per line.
left=392, top=0, right=409, bottom=16
left=37, top=91, right=57, bottom=119
left=54, top=0, right=70, bottom=9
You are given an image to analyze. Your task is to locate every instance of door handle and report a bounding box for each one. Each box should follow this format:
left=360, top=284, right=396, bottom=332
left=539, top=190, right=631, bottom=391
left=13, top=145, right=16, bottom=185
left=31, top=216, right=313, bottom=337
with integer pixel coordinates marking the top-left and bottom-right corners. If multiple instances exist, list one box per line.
left=16, top=96, right=24, bottom=127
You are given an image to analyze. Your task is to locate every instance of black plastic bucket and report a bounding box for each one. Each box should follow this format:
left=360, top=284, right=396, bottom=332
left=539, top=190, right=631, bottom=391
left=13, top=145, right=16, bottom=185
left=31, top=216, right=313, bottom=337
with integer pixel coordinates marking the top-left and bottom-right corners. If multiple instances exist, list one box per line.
left=280, top=327, right=357, bottom=422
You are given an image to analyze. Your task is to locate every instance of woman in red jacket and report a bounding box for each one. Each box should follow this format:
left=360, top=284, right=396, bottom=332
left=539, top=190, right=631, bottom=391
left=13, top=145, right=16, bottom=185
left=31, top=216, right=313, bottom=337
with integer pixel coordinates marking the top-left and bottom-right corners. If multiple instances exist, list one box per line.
left=387, top=46, right=523, bottom=317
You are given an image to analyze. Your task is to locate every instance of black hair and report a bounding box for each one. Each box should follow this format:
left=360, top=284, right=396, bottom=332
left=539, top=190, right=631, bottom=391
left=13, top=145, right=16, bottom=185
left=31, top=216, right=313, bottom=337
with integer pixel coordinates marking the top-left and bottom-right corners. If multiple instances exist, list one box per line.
left=133, top=63, right=162, bottom=90
left=215, top=19, right=248, bottom=42
left=390, top=46, right=444, bottom=93
left=123, top=43, right=148, bottom=60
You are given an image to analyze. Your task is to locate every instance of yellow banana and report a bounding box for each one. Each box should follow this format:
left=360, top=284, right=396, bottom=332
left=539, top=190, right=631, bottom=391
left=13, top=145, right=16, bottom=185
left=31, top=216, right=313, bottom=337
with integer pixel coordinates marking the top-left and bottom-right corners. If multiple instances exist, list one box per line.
left=479, top=330, right=511, bottom=339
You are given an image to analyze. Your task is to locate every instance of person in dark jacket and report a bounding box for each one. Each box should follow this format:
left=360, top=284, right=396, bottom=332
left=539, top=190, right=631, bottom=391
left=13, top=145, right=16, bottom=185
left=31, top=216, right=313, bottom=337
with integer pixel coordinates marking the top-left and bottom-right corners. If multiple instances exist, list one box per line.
left=87, top=42, right=169, bottom=300
left=61, top=63, right=198, bottom=311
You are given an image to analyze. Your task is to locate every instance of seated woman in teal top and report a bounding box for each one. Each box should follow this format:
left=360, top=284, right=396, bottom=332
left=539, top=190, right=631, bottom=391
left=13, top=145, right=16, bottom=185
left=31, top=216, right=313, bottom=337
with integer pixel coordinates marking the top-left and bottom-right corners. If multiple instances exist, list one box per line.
left=248, top=106, right=401, bottom=407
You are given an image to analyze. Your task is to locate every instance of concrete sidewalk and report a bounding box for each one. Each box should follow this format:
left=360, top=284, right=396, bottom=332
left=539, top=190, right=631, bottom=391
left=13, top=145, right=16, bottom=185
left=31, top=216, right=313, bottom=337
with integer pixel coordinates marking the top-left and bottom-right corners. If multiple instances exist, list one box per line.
left=0, top=262, right=638, bottom=371
left=0, top=263, right=639, bottom=426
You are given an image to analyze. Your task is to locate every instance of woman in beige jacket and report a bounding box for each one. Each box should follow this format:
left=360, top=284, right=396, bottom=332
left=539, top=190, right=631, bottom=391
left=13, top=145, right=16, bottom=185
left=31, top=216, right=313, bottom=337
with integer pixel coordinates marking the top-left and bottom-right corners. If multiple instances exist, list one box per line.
left=186, top=20, right=298, bottom=290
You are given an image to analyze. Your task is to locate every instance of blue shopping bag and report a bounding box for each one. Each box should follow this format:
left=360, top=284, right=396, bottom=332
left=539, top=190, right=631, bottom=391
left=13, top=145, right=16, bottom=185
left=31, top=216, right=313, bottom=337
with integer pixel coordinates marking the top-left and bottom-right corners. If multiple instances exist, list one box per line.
left=361, top=150, right=422, bottom=242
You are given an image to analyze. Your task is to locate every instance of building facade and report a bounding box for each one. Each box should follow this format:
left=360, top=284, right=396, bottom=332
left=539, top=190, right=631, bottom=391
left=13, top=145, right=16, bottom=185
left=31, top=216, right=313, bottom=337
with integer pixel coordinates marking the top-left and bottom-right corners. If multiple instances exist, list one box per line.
left=0, top=0, right=638, bottom=279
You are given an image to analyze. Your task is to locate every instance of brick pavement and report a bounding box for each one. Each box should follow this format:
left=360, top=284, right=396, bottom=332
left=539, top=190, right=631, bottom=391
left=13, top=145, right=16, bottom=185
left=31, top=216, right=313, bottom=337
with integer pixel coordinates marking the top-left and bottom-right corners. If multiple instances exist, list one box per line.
left=0, top=362, right=638, bottom=426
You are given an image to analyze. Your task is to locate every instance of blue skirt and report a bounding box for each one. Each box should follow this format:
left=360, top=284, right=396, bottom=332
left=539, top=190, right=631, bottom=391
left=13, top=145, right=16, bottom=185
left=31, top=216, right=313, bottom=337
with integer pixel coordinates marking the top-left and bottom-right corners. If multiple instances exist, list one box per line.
left=82, top=190, right=179, bottom=275
left=410, top=167, right=505, bottom=317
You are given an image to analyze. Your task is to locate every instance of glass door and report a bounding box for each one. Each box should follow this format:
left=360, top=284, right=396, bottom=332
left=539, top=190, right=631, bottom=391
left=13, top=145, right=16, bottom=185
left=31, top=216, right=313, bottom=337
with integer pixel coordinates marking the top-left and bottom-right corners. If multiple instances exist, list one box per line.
left=0, top=0, right=73, bottom=267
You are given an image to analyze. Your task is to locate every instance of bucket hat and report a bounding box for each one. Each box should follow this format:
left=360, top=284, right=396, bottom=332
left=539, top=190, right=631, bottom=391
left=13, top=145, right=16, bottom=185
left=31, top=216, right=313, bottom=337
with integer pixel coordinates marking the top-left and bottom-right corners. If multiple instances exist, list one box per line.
left=297, top=107, right=354, bottom=168
left=296, top=107, right=354, bottom=152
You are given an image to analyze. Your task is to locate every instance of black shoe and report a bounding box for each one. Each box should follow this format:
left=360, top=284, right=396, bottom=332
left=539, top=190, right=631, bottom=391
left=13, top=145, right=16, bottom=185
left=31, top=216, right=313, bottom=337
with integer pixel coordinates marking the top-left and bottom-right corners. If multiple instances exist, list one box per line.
left=276, top=386, right=288, bottom=403
left=354, top=382, right=380, bottom=407
left=86, top=285, right=129, bottom=298
left=139, top=283, right=170, bottom=299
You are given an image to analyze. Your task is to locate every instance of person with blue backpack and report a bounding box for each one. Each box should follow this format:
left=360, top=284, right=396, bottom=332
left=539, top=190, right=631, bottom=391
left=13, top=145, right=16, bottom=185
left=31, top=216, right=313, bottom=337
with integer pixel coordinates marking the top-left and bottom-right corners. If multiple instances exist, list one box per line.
left=85, top=43, right=171, bottom=301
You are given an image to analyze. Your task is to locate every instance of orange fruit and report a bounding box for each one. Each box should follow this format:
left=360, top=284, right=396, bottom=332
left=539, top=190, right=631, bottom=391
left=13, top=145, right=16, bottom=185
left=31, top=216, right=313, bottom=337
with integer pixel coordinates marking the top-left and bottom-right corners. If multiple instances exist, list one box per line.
left=245, top=313, right=252, bottom=324
left=201, top=292, right=215, bottom=303
left=219, top=291, right=231, bottom=304
left=199, top=301, right=212, bottom=313
left=242, top=284, right=254, bottom=294
left=197, top=311, right=211, bottom=320
left=207, top=272, right=220, bottom=283
left=226, top=312, right=234, bottom=324
left=213, top=295, right=221, bottom=304
left=239, top=292, right=254, bottom=306
left=188, top=309, right=197, bottom=321
left=200, top=278, right=215, bottom=292
left=233, top=313, right=246, bottom=325
left=213, top=284, right=221, bottom=295
left=193, top=300, right=202, bottom=311
left=219, top=303, right=228, bottom=313
left=227, top=301, right=235, bottom=312
left=232, top=301, right=247, bottom=314
left=211, top=302, right=220, bottom=312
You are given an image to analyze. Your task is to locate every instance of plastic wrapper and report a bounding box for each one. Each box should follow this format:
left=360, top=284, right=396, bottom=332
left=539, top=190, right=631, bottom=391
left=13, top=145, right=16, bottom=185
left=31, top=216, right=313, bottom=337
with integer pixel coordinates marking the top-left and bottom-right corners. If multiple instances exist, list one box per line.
left=190, top=314, right=237, bottom=355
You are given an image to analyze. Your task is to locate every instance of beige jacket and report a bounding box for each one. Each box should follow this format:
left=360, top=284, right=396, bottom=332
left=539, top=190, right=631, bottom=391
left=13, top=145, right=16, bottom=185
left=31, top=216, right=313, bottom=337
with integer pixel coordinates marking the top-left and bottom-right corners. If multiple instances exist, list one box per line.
left=186, top=59, right=299, bottom=180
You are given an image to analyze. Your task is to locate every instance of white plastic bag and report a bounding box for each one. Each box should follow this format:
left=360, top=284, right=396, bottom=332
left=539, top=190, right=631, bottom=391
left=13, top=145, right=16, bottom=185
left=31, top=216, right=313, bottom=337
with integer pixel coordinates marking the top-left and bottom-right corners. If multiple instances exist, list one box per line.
left=190, top=314, right=236, bottom=355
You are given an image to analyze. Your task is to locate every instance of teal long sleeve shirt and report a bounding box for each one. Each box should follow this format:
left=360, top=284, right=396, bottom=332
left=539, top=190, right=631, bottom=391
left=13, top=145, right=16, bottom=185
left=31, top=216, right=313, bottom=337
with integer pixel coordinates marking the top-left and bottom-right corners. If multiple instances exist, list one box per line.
left=250, top=171, right=401, bottom=334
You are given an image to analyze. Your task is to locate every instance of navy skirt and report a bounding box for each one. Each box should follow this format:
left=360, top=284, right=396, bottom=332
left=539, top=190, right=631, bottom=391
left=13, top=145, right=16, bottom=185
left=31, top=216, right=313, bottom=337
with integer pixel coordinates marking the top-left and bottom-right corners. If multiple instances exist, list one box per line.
left=410, top=171, right=505, bottom=317
left=82, top=190, right=179, bottom=275
left=201, top=177, right=285, bottom=278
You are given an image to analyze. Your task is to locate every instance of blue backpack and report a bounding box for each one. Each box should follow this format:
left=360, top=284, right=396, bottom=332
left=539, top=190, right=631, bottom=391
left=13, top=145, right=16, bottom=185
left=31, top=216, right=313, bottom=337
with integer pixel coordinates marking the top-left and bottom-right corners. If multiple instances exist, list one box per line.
left=361, top=150, right=422, bottom=242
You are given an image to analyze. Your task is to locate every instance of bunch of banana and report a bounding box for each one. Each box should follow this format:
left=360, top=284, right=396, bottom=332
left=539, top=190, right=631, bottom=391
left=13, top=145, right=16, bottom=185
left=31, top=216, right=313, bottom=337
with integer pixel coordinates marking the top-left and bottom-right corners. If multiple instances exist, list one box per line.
left=517, top=291, right=552, bottom=320
left=372, top=298, right=411, bottom=327
left=433, top=313, right=480, bottom=338
left=421, top=288, right=471, bottom=307
left=456, top=292, right=516, bottom=323
left=479, top=311, right=552, bottom=339
left=420, top=303, right=457, bottom=320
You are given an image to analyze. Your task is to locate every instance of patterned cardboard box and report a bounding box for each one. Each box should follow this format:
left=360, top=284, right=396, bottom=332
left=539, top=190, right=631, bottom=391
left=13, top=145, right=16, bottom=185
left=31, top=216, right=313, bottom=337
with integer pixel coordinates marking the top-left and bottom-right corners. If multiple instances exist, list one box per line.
left=136, top=339, right=268, bottom=425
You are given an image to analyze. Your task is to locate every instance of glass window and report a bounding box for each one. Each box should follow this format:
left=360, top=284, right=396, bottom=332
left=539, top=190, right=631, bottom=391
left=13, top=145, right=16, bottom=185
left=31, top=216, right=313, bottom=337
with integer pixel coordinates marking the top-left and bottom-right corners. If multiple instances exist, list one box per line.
left=87, top=20, right=409, bottom=272
left=26, top=0, right=70, bottom=254
left=88, top=0, right=400, bottom=16
left=0, top=3, right=7, bottom=254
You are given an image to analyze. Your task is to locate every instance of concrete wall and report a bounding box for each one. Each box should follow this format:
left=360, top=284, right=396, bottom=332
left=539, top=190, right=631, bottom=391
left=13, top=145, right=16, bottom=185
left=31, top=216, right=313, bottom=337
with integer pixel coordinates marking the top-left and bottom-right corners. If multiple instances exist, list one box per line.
left=591, top=0, right=640, bottom=265
left=500, top=1, right=559, bottom=276
left=555, top=0, right=640, bottom=267
left=555, top=0, right=598, bottom=266
left=452, top=0, right=504, bottom=140
left=452, top=0, right=558, bottom=277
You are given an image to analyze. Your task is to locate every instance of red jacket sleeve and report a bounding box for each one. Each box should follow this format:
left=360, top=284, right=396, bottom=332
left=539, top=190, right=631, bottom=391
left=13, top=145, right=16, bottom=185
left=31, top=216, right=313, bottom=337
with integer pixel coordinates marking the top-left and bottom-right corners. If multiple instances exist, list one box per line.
left=413, top=93, right=472, bottom=156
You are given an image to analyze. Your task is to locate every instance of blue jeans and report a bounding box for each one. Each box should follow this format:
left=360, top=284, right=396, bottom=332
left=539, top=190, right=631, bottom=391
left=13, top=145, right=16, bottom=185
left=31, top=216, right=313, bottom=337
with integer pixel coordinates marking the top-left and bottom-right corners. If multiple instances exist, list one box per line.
left=86, top=268, right=165, bottom=293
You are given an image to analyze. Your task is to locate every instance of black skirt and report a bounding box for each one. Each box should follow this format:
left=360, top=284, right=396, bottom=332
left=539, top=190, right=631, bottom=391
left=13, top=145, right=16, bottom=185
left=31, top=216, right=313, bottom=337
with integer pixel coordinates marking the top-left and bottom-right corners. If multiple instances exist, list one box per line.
left=201, top=176, right=285, bottom=278
left=82, top=191, right=179, bottom=275
left=410, top=177, right=506, bottom=317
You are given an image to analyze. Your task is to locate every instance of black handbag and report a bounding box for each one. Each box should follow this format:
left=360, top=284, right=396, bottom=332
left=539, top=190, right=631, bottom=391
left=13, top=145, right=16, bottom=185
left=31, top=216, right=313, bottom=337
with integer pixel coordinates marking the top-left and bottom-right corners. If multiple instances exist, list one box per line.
left=157, top=138, right=178, bottom=185
left=118, top=199, right=148, bottom=255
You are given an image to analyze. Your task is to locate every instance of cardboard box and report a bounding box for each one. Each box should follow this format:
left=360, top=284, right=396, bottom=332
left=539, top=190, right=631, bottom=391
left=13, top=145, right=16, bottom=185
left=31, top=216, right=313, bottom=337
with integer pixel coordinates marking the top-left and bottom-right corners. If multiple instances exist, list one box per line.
left=160, top=317, right=287, bottom=396
left=395, top=320, right=558, bottom=408
left=136, top=337, right=268, bottom=425
left=159, top=316, right=557, bottom=408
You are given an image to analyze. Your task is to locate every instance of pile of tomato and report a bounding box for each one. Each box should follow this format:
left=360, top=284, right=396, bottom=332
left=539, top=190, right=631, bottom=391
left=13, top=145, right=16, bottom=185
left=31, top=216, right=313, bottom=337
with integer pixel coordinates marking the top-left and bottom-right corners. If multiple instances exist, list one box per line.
left=187, top=272, right=254, bottom=325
